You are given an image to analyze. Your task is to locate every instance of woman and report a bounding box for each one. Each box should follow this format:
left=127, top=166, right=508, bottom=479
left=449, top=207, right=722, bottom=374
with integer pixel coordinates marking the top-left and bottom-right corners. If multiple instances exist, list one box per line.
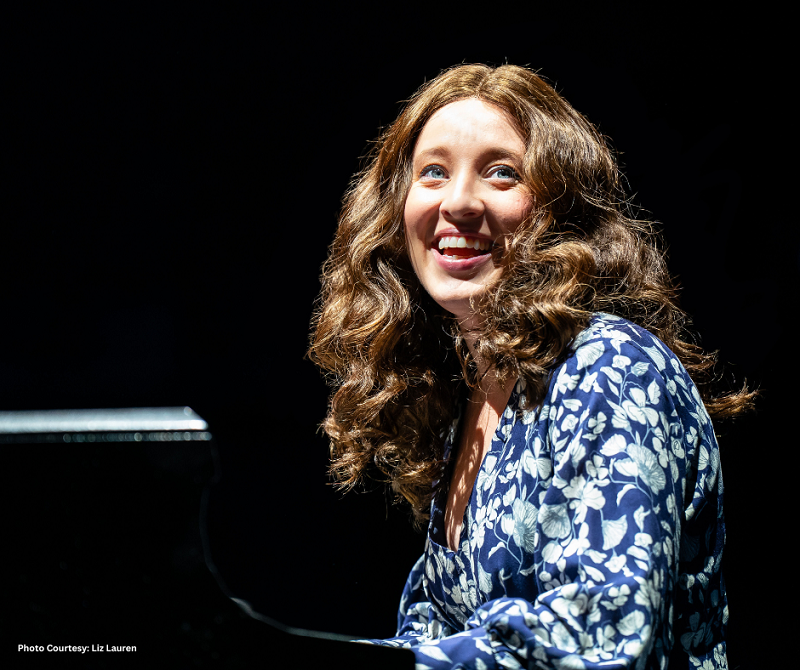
left=309, top=64, right=753, bottom=669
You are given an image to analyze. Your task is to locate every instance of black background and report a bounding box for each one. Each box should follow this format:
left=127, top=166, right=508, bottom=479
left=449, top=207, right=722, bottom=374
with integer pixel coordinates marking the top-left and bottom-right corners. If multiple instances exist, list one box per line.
left=4, top=5, right=794, bottom=669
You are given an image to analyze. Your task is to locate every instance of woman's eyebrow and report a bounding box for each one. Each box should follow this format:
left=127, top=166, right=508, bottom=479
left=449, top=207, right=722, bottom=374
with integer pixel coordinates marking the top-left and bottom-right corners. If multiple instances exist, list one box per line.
left=413, top=146, right=523, bottom=165
left=413, top=147, right=450, bottom=165
left=480, top=148, right=523, bottom=163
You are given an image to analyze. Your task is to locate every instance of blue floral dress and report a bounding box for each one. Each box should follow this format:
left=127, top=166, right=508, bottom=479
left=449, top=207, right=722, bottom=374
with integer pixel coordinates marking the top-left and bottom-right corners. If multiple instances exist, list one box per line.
left=367, top=313, right=728, bottom=670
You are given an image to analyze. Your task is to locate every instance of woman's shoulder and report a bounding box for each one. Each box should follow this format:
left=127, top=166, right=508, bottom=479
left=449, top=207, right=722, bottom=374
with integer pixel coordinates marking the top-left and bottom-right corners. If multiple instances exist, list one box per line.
left=514, top=311, right=707, bottom=433
left=569, top=312, right=682, bottom=374
left=573, top=312, right=666, bottom=350
left=542, top=312, right=709, bottom=426
left=532, top=312, right=701, bottom=414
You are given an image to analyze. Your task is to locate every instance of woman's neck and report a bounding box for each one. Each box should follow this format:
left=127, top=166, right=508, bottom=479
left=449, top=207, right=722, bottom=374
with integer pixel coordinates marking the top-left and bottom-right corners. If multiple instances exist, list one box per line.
left=460, top=328, right=515, bottom=410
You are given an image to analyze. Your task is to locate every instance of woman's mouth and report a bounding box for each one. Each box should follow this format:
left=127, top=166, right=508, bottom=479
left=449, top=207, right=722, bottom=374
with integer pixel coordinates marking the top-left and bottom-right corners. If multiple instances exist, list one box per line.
left=436, top=236, right=492, bottom=259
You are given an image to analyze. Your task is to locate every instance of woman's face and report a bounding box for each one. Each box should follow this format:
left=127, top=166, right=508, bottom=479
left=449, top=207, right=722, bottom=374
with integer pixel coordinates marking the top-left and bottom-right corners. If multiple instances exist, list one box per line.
left=404, top=98, right=532, bottom=328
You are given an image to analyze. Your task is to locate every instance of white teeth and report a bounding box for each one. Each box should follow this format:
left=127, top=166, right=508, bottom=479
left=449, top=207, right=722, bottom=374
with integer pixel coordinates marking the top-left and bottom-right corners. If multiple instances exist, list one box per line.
left=437, top=236, right=491, bottom=251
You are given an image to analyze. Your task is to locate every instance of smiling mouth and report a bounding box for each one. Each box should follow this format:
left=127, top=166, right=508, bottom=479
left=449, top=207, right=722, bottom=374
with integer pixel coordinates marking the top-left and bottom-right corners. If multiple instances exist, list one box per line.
left=436, top=236, right=492, bottom=259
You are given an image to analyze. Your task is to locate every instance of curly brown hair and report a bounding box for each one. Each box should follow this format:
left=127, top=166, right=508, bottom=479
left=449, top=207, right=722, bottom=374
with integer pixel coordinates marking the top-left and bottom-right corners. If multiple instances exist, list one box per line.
left=308, top=63, right=755, bottom=525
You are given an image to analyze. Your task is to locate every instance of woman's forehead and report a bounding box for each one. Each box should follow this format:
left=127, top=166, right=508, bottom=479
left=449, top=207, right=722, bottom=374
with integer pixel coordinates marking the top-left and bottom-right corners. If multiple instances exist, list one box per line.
left=413, top=99, right=526, bottom=159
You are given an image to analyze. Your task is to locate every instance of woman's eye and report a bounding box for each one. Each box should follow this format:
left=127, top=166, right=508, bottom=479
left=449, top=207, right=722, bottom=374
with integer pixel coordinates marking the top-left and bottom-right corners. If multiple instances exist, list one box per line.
left=421, top=166, right=447, bottom=179
left=490, top=166, right=519, bottom=180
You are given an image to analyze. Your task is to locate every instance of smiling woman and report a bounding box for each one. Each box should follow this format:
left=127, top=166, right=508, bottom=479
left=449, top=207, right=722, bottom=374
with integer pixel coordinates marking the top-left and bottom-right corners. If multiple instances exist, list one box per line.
left=309, top=64, right=755, bottom=669
left=404, top=99, right=532, bottom=330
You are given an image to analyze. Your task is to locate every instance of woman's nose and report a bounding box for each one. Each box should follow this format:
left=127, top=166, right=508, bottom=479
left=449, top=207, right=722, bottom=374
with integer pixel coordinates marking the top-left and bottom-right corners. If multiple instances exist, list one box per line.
left=440, top=175, right=484, bottom=221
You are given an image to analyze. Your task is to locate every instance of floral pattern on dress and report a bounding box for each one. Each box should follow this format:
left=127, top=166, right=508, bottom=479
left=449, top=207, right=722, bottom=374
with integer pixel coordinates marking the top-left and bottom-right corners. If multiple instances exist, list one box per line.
left=366, top=313, right=728, bottom=670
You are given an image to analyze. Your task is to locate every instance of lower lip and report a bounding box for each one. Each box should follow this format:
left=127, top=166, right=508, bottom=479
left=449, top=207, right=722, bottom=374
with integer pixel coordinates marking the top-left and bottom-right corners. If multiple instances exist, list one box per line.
left=432, top=248, right=494, bottom=272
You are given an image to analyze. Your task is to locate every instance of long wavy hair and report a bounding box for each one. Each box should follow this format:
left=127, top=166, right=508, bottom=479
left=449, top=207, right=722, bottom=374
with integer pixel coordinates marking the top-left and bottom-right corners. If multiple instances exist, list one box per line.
left=309, top=64, right=755, bottom=524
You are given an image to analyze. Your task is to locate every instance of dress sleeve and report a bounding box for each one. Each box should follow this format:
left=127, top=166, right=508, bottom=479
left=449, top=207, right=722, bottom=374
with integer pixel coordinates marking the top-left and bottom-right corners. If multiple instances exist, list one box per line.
left=371, top=335, right=721, bottom=669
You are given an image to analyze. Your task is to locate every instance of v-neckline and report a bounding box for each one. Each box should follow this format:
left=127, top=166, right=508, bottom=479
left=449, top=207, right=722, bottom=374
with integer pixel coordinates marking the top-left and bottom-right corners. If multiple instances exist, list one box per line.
left=432, top=381, right=520, bottom=554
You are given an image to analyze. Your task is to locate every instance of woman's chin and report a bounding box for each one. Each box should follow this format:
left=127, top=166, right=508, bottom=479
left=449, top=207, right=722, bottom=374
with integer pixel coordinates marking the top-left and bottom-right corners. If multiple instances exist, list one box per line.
left=429, top=295, right=486, bottom=329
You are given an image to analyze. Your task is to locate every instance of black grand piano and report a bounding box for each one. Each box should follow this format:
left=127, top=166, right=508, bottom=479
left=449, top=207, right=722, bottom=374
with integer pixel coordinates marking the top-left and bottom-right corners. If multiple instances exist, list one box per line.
left=2, top=407, right=414, bottom=668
